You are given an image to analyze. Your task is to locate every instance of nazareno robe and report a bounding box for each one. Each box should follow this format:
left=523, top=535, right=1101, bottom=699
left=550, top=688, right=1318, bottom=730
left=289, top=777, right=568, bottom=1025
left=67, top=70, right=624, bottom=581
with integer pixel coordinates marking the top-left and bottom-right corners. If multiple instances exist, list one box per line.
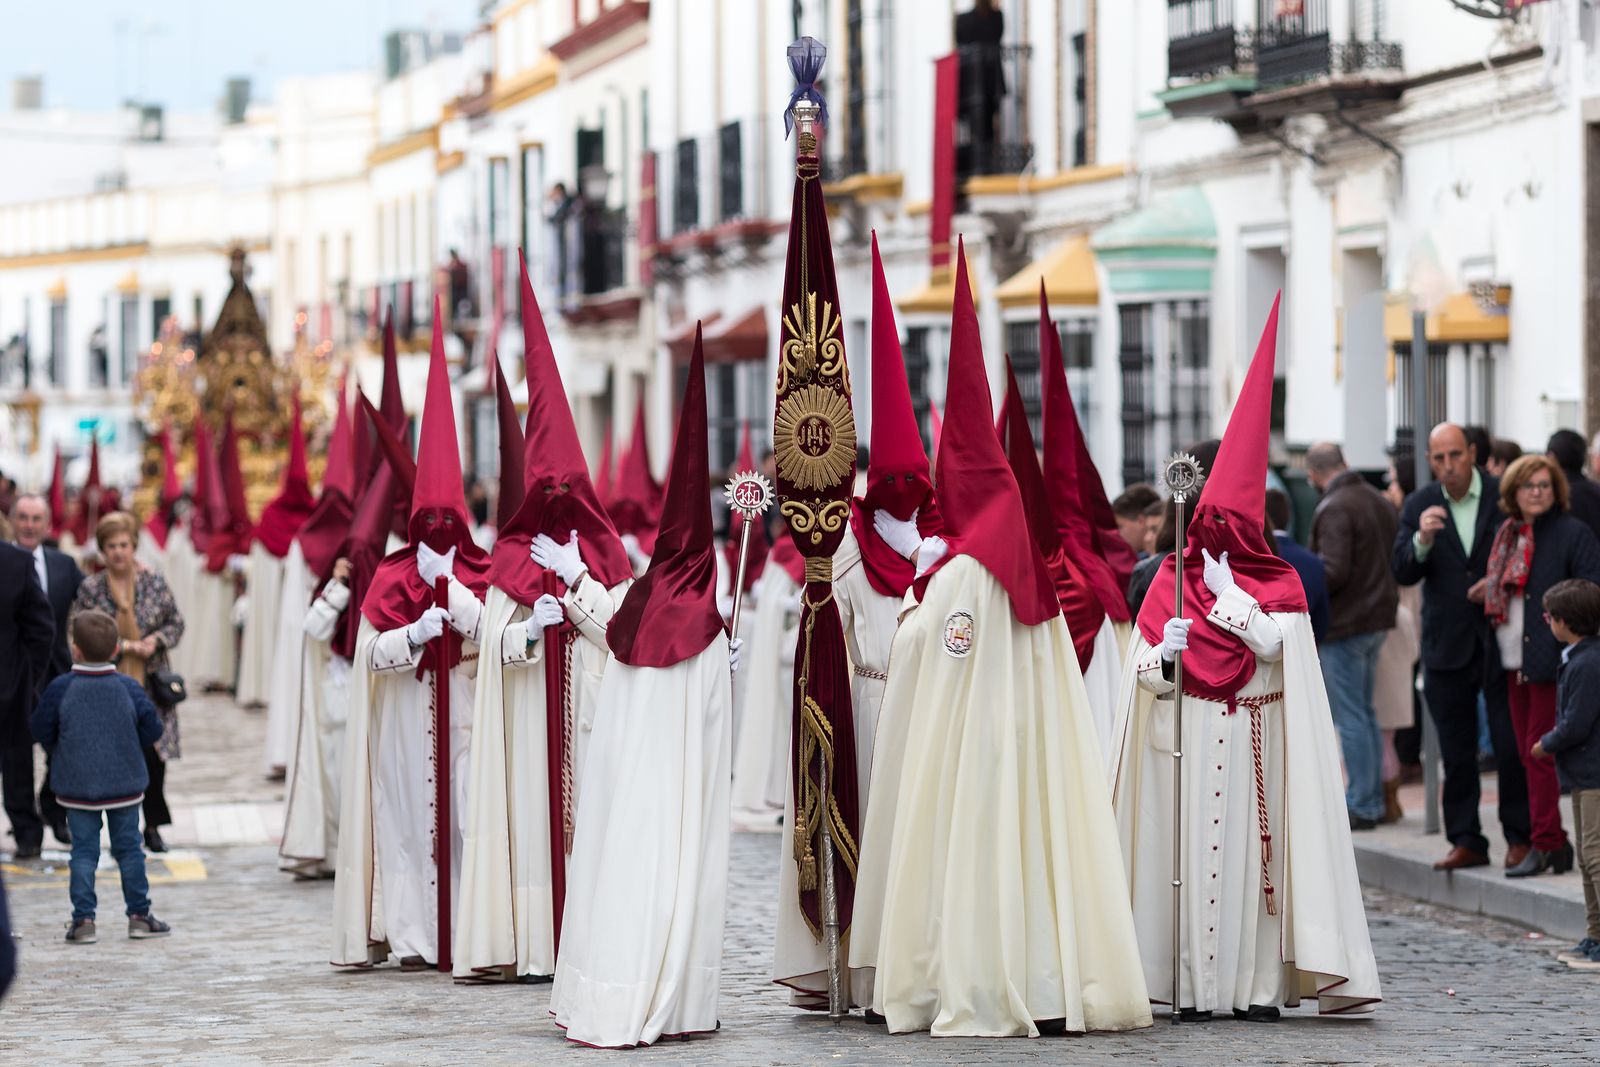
left=329, top=580, right=484, bottom=968
left=1109, top=584, right=1382, bottom=1016
left=453, top=574, right=629, bottom=980
left=852, top=554, right=1153, bottom=1037
left=278, top=572, right=350, bottom=878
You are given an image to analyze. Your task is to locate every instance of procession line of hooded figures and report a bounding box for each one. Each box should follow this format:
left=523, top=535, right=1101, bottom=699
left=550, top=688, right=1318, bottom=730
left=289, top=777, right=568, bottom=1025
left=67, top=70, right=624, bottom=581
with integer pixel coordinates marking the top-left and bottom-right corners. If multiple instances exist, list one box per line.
left=150, top=235, right=1379, bottom=1046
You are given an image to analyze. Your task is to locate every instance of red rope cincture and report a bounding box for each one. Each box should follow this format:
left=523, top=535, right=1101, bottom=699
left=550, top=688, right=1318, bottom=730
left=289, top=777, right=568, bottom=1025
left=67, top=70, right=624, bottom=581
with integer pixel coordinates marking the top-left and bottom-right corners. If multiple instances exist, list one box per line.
left=559, top=625, right=576, bottom=856
left=428, top=682, right=440, bottom=867
left=1247, top=695, right=1281, bottom=917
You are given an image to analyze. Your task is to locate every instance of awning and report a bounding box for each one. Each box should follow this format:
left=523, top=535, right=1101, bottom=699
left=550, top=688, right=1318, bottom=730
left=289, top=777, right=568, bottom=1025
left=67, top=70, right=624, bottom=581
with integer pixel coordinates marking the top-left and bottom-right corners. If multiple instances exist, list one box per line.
left=896, top=256, right=981, bottom=316
left=1090, top=187, right=1216, bottom=296
left=703, top=306, right=767, bottom=363
left=1383, top=287, right=1511, bottom=344
left=994, top=235, right=1098, bottom=310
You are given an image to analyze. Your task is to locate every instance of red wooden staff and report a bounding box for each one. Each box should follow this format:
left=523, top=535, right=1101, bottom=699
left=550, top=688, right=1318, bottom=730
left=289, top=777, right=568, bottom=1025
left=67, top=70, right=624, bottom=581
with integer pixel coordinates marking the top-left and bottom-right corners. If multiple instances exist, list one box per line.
left=543, top=570, right=569, bottom=957
left=433, top=574, right=453, bottom=973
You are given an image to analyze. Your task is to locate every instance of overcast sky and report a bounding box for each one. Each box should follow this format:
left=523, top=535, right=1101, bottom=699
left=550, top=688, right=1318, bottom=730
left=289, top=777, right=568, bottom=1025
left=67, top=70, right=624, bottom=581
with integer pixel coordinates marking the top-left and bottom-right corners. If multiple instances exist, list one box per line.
left=2, top=0, right=481, bottom=112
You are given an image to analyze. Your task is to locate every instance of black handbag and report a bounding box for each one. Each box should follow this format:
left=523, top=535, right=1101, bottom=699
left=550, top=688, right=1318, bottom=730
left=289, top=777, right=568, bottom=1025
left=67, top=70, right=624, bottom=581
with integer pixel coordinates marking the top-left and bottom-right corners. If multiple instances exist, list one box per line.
left=147, top=670, right=188, bottom=710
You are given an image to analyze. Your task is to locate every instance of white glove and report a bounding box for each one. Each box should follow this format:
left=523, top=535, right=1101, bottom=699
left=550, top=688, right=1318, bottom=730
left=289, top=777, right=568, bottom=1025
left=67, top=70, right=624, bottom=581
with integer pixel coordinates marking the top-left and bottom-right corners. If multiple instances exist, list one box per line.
left=406, top=605, right=451, bottom=647
left=417, top=543, right=456, bottom=585
left=913, top=535, right=948, bottom=578
left=531, top=593, right=565, bottom=629
left=1159, top=616, right=1193, bottom=663
left=1201, top=548, right=1234, bottom=597
left=873, top=508, right=922, bottom=560
left=532, top=530, right=586, bottom=587
left=729, top=637, right=744, bottom=674
left=227, top=553, right=250, bottom=575
left=230, top=594, right=250, bottom=626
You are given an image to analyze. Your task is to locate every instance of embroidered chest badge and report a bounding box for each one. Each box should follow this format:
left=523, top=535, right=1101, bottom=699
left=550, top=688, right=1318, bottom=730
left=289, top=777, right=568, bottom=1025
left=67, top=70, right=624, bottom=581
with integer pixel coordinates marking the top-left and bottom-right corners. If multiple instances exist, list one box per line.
left=942, top=611, right=974, bottom=658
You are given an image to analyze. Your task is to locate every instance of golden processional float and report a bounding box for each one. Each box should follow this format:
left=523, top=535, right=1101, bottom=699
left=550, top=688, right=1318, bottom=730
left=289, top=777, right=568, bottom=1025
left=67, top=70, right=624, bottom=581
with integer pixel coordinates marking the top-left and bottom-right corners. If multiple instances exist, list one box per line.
left=133, top=247, right=336, bottom=519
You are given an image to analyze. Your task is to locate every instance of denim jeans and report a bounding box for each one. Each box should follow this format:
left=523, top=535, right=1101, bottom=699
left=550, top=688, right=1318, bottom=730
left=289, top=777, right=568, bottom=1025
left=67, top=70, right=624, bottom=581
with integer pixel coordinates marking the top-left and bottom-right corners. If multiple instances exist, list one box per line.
left=1321, top=630, right=1388, bottom=822
left=66, top=805, right=150, bottom=922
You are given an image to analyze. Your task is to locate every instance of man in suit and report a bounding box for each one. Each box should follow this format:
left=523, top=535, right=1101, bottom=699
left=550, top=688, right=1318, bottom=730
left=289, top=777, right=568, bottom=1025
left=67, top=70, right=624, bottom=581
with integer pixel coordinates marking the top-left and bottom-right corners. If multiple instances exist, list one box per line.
left=11, top=493, right=84, bottom=845
left=1392, top=422, right=1532, bottom=870
left=0, top=540, right=55, bottom=859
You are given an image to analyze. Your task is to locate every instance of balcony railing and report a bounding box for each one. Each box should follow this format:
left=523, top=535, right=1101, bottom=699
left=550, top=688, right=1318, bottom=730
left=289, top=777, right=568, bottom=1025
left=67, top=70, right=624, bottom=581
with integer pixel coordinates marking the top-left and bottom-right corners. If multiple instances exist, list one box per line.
left=1255, top=0, right=1402, bottom=87
left=955, top=42, right=1033, bottom=180
left=1168, top=0, right=1250, bottom=81
left=552, top=204, right=628, bottom=303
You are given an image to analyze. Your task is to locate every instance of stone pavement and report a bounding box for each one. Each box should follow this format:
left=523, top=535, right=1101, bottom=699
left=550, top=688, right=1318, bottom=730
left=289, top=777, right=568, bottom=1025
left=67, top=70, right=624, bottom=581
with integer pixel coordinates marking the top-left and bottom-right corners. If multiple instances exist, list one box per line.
left=4, top=694, right=1600, bottom=1065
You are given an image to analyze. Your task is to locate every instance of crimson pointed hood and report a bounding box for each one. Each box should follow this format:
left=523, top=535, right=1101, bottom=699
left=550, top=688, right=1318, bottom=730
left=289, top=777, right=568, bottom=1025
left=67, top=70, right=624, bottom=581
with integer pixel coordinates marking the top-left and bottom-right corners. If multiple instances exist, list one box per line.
left=607, top=326, right=724, bottom=667
left=595, top=427, right=614, bottom=505
left=724, top=420, right=771, bottom=593
left=377, top=308, right=410, bottom=537
left=144, top=426, right=181, bottom=548
left=361, top=303, right=491, bottom=644
left=327, top=441, right=408, bottom=661
left=47, top=446, right=66, bottom=538
left=1039, top=288, right=1133, bottom=622
left=489, top=345, right=525, bottom=528
left=929, top=399, right=943, bottom=458
left=1003, top=360, right=1103, bottom=669
left=255, top=393, right=317, bottom=557
left=297, top=384, right=358, bottom=580
left=188, top=419, right=217, bottom=554
left=69, top=438, right=103, bottom=544
left=850, top=231, right=942, bottom=598
left=489, top=256, right=631, bottom=604
left=360, top=393, right=418, bottom=495
left=610, top=393, right=663, bottom=554
left=205, top=414, right=254, bottom=571
left=1137, top=292, right=1305, bottom=701
left=918, top=238, right=1058, bottom=625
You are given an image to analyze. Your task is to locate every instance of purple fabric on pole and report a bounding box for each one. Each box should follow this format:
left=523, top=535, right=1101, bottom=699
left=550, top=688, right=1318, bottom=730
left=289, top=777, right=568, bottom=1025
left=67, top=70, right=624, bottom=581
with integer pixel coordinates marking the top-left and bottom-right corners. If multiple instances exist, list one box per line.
left=784, top=36, right=830, bottom=137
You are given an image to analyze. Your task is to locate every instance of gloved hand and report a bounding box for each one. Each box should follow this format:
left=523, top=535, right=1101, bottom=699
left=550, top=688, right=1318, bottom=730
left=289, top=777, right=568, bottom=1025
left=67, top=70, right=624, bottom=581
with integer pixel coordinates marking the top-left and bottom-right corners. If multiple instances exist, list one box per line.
left=227, top=553, right=250, bottom=575
left=729, top=637, right=744, bottom=674
left=406, top=605, right=451, bottom=647
left=230, top=594, right=250, bottom=626
left=1158, top=616, right=1193, bottom=663
left=873, top=508, right=922, bottom=560
left=417, top=542, right=456, bottom=585
left=1202, top=548, right=1234, bottom=597
left=913, top=535, right=948, bottom=578
left=532, top=530, right=586, bottom=587
left=531, top=593, right=564, bottom=629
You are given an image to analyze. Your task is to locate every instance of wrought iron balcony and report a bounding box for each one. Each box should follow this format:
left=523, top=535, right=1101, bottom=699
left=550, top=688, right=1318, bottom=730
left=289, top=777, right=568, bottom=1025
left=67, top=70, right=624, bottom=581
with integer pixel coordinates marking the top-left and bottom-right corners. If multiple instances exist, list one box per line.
left=1168, top=0, right=1251, bottom=81
left=955, top=42, right=1034, bottom=179
left=1256, top=0, right=1402, bottom=88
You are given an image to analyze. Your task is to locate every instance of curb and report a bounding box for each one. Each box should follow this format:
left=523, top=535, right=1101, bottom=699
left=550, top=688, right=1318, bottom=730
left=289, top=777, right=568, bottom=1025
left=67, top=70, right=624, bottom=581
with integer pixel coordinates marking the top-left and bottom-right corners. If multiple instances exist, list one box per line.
left=1352, top=839, right=1588, bottom=942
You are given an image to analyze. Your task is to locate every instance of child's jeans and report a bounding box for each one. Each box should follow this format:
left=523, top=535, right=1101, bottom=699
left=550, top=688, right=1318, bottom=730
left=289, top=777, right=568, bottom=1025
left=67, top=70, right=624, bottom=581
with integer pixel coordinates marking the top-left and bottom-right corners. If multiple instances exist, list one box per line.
left=66, top=805, right=150, bottom=922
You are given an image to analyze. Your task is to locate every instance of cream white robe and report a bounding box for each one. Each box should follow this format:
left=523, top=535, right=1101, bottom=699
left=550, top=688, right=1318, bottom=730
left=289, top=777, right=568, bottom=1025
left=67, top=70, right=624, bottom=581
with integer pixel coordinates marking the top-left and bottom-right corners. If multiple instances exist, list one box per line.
left=856, top=555, right=1152, bottom=1037
left=279, top=577, right=351, bottom=877
left=161, top=528, right=200, bottom=680
left=330, top=580, right=484, bottom=967
left=772, top=526, right=896, bottom=1006
left=188, top=567, right=238, bottom=690
left=454, top=574, right=628, bottom=981
left=237, top=542, right=284, bottom=709
left=136, top=529, right=166, bottom=572
left=1082, top=617, right=1131, bottom=773
left=730, top=564, right=798, bottom=827
left=263, top=541, right=316, bottom=773
left=1109, top=585, right=1382, bottom=1015
left=550, top=634, right=733, bottom=1048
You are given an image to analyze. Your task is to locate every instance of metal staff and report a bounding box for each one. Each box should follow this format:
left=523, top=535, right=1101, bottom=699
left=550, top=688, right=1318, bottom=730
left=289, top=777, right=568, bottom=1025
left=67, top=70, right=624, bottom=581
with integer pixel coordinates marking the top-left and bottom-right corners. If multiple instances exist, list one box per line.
left=432, top=574, right=454, bottom=973
left=1161, top=451, right=1202, bottom=1022
left=723, top=471, right=775, bottom=641
left=542, top=570, right=570, bottom=959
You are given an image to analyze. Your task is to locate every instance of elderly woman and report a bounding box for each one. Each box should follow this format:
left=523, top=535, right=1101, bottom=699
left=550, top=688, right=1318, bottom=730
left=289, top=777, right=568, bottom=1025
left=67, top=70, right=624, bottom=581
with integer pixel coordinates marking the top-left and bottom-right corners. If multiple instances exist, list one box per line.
left=70, top=512, right=185, bottom=853
left=1478, top=455, right=1600, bottom=877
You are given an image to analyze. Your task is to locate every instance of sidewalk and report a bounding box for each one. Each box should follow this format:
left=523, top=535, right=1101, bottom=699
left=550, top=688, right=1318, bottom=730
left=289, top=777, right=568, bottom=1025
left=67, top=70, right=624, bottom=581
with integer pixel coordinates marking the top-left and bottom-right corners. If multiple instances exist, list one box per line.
left=1351, top=774, right=1590, bottom=942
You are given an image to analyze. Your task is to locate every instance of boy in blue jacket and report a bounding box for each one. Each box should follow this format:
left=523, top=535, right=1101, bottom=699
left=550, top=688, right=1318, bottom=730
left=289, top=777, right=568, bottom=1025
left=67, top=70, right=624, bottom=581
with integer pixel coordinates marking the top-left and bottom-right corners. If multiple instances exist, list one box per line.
left=30, top=610, right=171, bottom=944
left=1533, top=579, right=1600, bottom=970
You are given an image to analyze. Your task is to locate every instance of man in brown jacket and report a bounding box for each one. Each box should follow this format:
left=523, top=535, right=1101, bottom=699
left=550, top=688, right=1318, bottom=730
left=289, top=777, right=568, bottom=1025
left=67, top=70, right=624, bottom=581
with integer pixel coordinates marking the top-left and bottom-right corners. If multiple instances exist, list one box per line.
left=1308, top=442, right=1400, bottom=830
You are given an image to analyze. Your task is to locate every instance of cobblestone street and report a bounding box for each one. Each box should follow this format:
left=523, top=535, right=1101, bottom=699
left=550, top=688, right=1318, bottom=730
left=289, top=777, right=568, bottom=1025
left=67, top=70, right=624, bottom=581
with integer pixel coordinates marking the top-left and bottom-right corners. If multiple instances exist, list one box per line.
left=4, top=695, right=1600, bottom=1065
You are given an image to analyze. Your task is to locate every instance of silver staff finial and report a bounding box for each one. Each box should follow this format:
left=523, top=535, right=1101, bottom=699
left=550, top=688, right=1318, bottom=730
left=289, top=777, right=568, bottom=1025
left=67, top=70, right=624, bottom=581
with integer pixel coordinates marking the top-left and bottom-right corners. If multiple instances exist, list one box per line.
left=1162, top=451, right=1203, bottom=504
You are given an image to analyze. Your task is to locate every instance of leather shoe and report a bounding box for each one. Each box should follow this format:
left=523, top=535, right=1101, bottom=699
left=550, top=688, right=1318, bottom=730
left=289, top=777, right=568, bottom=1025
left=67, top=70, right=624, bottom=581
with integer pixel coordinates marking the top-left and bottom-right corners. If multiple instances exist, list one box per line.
left=1176, top=1008, right=1214, bottom=1022
left=1504, top=843, right=1531, bottom=870
left=1232, top=1005, right=1280, bottom=1022
left=12, top=843, right=41, bottom=860
left=1433, top=846, right=1490, bottom=871
left=51, top=819, right=72, bottom=846
left=143, top=826, right=167, bottom=853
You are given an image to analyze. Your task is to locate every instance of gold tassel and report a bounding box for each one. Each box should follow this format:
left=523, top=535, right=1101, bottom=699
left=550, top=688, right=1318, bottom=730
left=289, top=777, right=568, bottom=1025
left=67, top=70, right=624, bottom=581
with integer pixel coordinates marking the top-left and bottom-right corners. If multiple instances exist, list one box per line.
left=799, top=849, right=818, bottom=892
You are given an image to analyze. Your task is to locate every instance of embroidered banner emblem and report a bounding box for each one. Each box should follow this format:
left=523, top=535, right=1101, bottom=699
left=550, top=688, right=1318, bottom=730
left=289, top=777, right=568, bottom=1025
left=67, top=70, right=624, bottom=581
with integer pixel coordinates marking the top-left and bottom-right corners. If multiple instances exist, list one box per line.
left=942, top=611, right=974, bottom=658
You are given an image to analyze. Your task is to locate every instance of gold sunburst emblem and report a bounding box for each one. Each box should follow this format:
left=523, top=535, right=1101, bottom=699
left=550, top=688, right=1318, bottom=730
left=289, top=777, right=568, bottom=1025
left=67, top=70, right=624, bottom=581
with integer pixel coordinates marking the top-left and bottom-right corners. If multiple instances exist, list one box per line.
left=774, top=384, right=857, bottom=492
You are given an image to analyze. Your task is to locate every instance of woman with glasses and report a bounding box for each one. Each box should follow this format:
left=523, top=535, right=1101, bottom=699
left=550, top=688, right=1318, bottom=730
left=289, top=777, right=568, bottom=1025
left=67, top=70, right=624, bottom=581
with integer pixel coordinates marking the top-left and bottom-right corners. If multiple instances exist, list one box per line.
left=1477, top=454, right=1600, bottom=877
